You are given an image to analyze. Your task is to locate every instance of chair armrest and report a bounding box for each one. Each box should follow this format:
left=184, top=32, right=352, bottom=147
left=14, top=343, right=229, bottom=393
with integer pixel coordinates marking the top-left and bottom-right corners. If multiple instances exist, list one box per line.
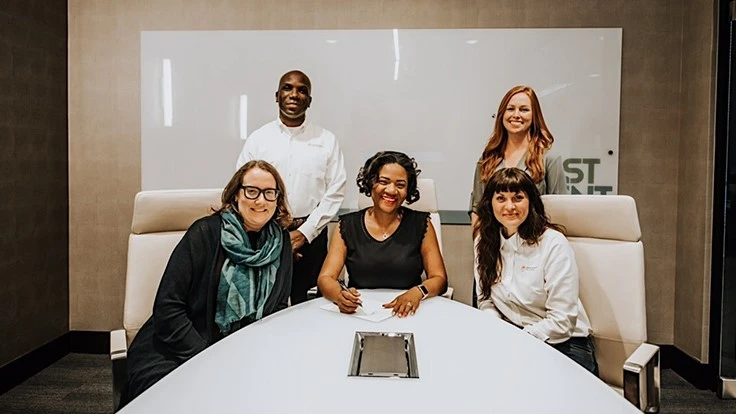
left=623, top=343, right=660, bottom=413
left=110, top=329, right=128, bottom=412
left=441, top=286, right=454, bottom=299
left=110, top=329, right=128, bottom=360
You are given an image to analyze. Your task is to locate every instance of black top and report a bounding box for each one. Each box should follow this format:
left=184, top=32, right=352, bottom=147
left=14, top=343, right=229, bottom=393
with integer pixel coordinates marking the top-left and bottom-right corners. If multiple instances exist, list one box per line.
left=120, top=214, right=292, bottom=407
left=340, top=207, right=430, bottom=290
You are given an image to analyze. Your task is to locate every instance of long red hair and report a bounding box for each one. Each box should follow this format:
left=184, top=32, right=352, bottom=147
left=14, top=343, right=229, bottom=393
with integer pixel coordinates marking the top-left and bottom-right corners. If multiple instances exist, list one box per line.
left=479, top=86, right=554, bottom=183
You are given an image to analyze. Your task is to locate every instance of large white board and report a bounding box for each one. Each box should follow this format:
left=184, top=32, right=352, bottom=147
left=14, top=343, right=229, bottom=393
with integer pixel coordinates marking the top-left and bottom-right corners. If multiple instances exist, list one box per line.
left=141, top=29, right=622, bottom=210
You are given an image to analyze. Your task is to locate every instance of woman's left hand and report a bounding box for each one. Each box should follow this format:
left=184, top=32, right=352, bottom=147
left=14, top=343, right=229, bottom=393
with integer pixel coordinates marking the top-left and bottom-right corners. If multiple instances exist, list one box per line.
left=383, top=288, right=424, bottom=318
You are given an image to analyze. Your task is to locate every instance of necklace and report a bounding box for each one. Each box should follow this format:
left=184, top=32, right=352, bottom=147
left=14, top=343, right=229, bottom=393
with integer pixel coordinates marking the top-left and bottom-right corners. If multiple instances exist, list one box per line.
left=369, top=208, right=401, bottom=240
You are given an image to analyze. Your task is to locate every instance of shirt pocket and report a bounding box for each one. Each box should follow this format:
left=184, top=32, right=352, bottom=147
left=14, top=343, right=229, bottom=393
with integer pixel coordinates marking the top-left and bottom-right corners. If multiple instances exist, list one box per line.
left=303, top=143, right=328, bottom=186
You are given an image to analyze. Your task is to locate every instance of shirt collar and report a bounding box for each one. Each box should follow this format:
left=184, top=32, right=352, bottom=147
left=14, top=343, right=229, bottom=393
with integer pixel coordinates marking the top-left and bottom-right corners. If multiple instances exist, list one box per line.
left=499, top=230, right=521, bottom=252
left=277, top=116, right=309, bottom=135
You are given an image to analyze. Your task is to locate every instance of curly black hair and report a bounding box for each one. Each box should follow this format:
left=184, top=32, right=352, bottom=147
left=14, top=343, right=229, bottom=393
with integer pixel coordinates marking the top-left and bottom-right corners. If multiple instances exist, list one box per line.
left=356, top=151, right=422, bottom=204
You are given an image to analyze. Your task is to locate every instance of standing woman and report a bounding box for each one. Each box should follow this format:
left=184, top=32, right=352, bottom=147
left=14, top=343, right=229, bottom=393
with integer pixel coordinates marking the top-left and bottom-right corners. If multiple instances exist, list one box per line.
left=470, top=85, right=567, bottom=229
left=317, top=151, right=447, bottom=318
left=474, top=168, right=598, bottom=375
left=119, top=160, right=293, bottom=407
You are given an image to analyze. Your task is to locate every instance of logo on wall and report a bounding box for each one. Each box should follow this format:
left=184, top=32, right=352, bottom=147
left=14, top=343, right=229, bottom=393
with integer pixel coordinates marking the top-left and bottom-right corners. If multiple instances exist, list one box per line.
left=563, top=158, right=614, bottom=195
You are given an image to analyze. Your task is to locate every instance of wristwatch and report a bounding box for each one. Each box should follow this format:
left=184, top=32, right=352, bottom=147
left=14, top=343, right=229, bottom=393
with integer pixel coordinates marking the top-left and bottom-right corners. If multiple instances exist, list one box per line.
left=417, top=284, right=429, bottom=300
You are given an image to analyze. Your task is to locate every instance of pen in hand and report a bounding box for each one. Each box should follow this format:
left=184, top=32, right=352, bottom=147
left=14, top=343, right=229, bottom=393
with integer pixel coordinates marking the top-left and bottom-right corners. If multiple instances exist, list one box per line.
left=337, top=279, right=362, bottom=307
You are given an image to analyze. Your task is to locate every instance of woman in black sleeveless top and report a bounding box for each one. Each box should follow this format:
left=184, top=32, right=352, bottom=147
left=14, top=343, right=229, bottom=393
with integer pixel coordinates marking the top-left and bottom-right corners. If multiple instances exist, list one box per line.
left=317, top=151, right=447, bottom=317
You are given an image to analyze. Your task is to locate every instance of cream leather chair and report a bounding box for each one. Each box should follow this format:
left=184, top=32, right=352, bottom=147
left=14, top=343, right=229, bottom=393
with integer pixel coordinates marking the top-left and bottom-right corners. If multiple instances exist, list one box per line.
left=543, top=194, right=659, bottom=413
left=110, top=189, right=221, bottom=411
left=357, top=178, right=453, bottom=298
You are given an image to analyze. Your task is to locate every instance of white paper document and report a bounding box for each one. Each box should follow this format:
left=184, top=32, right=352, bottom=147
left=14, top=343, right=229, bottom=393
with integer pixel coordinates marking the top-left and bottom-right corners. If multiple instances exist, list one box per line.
left=319, top=298, right=394, bottom=322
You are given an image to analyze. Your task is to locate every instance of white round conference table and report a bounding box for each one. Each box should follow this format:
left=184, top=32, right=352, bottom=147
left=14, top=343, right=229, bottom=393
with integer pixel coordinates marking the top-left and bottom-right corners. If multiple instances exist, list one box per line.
left=120, top=289, right=638, bottom=413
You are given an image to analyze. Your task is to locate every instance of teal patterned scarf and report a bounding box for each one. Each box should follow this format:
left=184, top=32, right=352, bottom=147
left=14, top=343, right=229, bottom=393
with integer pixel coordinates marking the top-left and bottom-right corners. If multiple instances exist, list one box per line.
left=215, top=209, right=283, bottom=335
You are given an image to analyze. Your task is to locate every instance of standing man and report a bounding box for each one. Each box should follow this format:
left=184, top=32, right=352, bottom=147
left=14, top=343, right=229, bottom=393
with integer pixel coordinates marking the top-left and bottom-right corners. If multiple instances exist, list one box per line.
left=236, top=70, right=346, bottom=304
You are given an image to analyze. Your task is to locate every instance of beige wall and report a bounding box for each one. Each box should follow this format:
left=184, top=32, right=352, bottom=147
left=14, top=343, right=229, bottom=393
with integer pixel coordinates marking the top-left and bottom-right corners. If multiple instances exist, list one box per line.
left=69, top=0, right=716, bottom=359
left=673, top=1, right=717, bottom=362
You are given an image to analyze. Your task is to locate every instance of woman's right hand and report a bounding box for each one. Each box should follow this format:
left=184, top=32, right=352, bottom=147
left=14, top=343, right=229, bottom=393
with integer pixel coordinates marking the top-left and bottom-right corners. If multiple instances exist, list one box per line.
left=335, top=288, right=362, bottom=314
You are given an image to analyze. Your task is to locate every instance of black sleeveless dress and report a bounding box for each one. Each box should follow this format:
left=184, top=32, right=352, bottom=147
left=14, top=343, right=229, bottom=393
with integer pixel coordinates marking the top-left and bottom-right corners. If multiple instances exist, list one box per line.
left=339, top=207, right=430, bottom=289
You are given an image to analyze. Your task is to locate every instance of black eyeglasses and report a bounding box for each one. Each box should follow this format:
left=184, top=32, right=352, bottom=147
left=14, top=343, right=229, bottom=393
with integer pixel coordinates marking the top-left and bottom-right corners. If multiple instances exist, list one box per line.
left=240, top=185, right=280, bottom=202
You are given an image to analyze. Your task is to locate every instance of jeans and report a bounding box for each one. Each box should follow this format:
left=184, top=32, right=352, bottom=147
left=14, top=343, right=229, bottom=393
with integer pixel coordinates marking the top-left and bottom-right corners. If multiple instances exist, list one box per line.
left=551, top=336, right=600, bottom=377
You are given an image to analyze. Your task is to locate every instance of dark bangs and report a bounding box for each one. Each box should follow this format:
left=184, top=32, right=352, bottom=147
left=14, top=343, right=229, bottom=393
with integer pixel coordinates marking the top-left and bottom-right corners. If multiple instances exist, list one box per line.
left=487, top=168, right=538, bottom=198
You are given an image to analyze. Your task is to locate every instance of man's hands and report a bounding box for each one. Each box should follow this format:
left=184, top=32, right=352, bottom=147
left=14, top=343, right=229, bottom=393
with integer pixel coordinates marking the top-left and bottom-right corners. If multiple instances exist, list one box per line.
left=289, top=230, right=307, bottom=260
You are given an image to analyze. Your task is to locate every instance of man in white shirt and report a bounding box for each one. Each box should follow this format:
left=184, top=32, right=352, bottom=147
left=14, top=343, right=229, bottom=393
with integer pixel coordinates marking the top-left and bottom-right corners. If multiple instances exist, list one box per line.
left=236, top=70, right=347, bottom=304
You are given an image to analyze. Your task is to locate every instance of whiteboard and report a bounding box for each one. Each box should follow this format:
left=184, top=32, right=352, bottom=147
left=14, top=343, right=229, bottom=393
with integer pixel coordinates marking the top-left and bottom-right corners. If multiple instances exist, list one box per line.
left=141, top=29, right=622, bottom=210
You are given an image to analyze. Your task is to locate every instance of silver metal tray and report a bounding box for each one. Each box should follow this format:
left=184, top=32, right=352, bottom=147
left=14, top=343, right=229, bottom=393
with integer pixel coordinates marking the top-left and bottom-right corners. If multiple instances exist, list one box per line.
left=347, top=331, right=419, bottom=378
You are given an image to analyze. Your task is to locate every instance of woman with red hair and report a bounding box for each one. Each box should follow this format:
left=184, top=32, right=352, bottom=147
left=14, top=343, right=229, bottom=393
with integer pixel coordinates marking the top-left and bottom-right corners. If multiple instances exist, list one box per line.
left=470, top=85, right=567, bottom=228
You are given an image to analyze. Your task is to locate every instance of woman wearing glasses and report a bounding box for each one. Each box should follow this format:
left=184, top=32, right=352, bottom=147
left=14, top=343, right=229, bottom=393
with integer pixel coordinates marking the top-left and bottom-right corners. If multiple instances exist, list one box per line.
left=119, top=160, right=293, bottom=407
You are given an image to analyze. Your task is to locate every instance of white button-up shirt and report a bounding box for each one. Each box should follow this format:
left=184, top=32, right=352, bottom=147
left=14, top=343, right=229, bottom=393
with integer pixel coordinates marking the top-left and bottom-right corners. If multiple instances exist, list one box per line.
left=474, top=229, right=591, bottom=344
left=236, top=118, right=347, bottom=242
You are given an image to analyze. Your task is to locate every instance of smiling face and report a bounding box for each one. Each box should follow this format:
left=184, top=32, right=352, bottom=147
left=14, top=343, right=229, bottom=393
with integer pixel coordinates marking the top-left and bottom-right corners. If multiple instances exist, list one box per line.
left=275, top=72, right=312, bottom=127
left=491, top=190, right=530, bottom=237
left=236, top=167, right=278, bottom=232
left=371, top=163, right=408, bottom=214
left=502, top=92, right=533, bottom=136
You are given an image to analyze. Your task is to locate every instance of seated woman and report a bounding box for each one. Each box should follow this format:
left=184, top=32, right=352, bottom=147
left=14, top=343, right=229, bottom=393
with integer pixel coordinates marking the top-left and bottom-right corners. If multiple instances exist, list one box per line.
left=119, top=160, right=293, bottom=406
left=474, top=168, right=598, bottom=375
left=317, top=151, right=447, bottom=318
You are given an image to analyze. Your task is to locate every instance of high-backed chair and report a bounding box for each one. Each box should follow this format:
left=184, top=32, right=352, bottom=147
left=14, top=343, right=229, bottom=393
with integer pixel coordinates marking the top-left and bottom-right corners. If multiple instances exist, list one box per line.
left=110, top=189, right=221, bottom=411
left=543, top=194, right=659, bottom=413
left=357, top=178, right=452, bottom=298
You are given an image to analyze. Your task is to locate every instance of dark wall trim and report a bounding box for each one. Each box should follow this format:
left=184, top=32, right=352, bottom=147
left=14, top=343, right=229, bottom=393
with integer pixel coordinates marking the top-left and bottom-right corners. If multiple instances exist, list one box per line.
left=70, top=331, right=110, bottom=355
left=0, top=333, right=70, bottom=395
left=438, top=210, right=472, bottom=225
left=0, top=331, right=110, bottom=396
left=661, top=345, right=716, bottom=390
left=336, top=208, right=471, bottom=225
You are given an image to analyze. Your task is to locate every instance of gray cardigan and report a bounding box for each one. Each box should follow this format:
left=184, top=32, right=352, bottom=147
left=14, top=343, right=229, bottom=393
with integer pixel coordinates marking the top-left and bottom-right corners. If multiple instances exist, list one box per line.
left=470, top=152, right=567, bottom=214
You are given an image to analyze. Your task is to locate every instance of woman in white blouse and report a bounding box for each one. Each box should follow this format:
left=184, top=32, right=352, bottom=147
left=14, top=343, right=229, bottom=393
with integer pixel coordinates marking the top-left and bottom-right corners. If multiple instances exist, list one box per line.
left=474, top=167, right=598, bottom=375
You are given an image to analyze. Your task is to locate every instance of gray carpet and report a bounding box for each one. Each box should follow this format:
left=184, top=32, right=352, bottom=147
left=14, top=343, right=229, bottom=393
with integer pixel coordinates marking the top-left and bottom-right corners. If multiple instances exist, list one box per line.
left=659, top=369, right=736, bottom=413
left=0, top=354, right=111, bottom=414
left=0, top=354, right=735, bottom=413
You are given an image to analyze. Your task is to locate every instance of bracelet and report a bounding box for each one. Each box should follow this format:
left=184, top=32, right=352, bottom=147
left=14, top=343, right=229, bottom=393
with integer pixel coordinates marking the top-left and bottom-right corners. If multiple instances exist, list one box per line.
left=416, top=284, right=429, bottom=300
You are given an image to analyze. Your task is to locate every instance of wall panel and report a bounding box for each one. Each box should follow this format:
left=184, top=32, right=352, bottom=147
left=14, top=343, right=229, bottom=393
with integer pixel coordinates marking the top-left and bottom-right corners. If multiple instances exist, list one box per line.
left=0, top=0, right=68, bottom=366
left=674, top=0, right=717, bottom=362
left=68, top=0, right=710, bottom=350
